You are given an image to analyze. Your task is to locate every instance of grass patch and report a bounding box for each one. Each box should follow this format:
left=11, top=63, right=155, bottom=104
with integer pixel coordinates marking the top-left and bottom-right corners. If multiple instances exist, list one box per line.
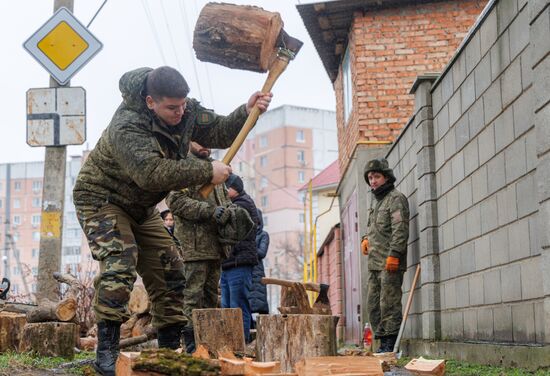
left=0, top=351, right=94, bottom=374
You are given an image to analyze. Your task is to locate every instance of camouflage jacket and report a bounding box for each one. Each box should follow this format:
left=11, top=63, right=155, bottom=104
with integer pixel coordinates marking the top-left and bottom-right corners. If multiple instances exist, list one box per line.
left=166, top=156, right=231, bottom=262
left=364, top=188, right=410, bottom=271
left=73, top=67, right=247, bottom=222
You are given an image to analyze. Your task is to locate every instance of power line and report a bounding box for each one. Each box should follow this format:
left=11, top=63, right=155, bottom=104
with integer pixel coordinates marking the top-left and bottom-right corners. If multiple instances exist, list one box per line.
left=160, top=1, right=187, bottom=79
left=178, top=0, right=205, bottom=103
left=87, top=0, right=108, bottom=28
left=140, top=0, right=167, bottom=64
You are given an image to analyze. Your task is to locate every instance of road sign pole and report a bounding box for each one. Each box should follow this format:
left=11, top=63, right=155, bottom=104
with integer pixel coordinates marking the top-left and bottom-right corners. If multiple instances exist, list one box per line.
left=36, top=0, right=73, bottom=302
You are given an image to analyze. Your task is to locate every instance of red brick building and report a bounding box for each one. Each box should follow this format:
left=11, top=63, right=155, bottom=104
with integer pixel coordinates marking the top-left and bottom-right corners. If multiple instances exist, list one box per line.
left=298, top=0, right=487, bottom=343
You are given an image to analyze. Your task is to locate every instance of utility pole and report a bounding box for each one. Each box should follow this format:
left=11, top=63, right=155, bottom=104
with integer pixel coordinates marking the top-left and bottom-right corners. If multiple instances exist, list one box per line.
left=36, top=0, right=73, bottom=301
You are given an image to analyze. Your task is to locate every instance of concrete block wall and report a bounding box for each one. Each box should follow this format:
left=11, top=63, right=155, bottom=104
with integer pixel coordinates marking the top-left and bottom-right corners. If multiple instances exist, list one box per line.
left=385, top=0, right=547, bottom=344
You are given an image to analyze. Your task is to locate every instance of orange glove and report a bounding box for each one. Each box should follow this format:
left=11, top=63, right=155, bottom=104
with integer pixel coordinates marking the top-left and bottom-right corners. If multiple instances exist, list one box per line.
left=361, top=238, right=369, bottom=255
left=385, top=256, right=399, bottom=272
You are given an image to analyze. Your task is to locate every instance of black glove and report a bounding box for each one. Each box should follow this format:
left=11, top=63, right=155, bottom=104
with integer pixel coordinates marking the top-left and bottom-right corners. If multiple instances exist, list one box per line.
left=213, top=206, right=226, bottom=224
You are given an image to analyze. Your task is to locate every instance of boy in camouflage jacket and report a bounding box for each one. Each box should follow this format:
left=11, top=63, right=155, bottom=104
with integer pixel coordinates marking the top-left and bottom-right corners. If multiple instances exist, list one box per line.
left=362, top=158, right=410, bottom=353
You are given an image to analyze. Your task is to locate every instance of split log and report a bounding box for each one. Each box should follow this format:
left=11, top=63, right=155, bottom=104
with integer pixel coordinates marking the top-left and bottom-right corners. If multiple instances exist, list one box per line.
left=244, top=358, right=281, bottom=375
left=404, top=357, right=446, bottom=376
left=193, top=3, right=283, bottom=73
left=121, top=315, right=139, bottom=339
left=0, top=312, right=27, bottom=352
left=193, top=308, right=245, bottom=354
left=220, top=357, right=245, bottom=375
left=295, top=356, right=383, bottom=376
left=78, top=336, right=97, bottom=351
left=19, top=322, right=78, bottom=358
left=132, top=314, right=153, bottom=337
left=129, top=285, right=150, bottom=315
left=193, top=344, right=211, bottom=359
left=256, top=314, right=339, bottom=373
left=116, top=352, right=163, bottom=376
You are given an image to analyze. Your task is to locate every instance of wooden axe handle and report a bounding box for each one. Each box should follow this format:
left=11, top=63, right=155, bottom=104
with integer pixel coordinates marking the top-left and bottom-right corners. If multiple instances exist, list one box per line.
left=199, top=56, right=290, bottom=198
left=262, top=277, right=321, bottom=292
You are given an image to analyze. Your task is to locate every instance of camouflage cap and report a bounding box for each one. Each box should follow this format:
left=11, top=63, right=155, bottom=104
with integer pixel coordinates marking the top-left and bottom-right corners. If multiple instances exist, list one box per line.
left=364, top=158, right=396, bottom=186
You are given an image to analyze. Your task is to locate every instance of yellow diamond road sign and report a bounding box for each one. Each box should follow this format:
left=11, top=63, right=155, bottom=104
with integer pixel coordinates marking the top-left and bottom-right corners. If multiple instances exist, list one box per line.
left=23, top=7, right=102, bottom=85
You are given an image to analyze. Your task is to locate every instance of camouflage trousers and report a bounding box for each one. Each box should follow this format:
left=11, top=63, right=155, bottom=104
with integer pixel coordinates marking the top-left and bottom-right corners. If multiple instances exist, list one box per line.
left=76, top=203, right=186, bottom=328
left=367, top=270, right=404, bottom=338
left=182, top=260, right=221, bottom=330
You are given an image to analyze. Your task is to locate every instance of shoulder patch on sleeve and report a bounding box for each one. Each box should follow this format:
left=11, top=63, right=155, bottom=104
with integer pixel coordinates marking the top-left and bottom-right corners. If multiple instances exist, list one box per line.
left=197, top=111, right=215, bottom=126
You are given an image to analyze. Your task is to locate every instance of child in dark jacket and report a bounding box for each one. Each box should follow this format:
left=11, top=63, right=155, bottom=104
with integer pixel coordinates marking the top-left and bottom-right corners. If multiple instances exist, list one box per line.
left=222, top=174, right=259, bottom=343
left=249, top=209, right=270, bottom=328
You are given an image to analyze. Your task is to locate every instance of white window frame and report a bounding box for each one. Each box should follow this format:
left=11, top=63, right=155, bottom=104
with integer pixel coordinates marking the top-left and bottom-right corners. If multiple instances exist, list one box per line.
left=298, top=171, right=305, bottom=183
left=343, top=46, right=353, bottom=123
left=296, top=129, right=305, bottom=143
left=297, top=150, right=305, bottom=163
left=259, top=135, right=268, bottom=148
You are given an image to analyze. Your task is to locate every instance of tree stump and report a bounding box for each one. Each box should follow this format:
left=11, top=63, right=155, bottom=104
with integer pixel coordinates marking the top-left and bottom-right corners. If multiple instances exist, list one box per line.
left=256, top=314, right=339, bottom=373
left=193, top=3, right=283, bottom=73
left=19, top=322, right=78, bottom=358
left=0, top=312, right=27, bottom=352
left=192, top=308, right=245, bottom=354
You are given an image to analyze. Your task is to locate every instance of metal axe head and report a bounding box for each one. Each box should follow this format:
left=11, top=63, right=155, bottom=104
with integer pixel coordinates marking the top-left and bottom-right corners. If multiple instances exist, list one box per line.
left=275, top=29, right=304, bottom=60
left=313, top=283, right=330, bottom=305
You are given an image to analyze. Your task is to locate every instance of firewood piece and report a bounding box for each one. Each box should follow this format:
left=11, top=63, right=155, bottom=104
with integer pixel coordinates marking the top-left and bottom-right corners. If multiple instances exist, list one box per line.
left=116, top=352, right=162, bottom=376
left=26, top=297, right=76, bottom=323
left=244, top=358, right=281, bottom=375
left=193, top=344, right=211, bottom=359
left=120, top=334, right=155, bottom=350
left=256, top=314, right=339, bottom=373
left=404, top=357, right=446, bottom=376
left=0, top=312, right=26, bottom=352
left=131, top=314, right=153, bottom=337
left=78, top=336, right=97, bottom=351
left=220, top=356, right=245, bottom=375
left=193, top=3, right=283, bottom=73
left=121, top=315, right=139, bottom=339
left=193, top=308, right=245, bottom=354
left=19, top=322, right=78, bottom=358
left=295, top=356, right=383, bottom=376
left=129, top=285, right=150, bottom=315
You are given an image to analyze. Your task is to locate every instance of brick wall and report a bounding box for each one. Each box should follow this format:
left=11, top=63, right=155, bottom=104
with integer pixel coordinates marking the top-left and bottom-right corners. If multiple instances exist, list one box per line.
left=317, top=226, right=344, bottom=341
left=384, top=0, right=549, bottom=348
left=335, top=0, right=488, bottom=174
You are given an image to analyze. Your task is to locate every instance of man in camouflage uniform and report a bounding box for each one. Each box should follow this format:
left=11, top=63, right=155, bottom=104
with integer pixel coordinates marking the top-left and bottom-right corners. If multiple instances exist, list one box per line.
left=73, top=66, right=272, bottom=375
left=166, top=141, right=231, bottom=354
left=361, top=158, right=409, bottom=353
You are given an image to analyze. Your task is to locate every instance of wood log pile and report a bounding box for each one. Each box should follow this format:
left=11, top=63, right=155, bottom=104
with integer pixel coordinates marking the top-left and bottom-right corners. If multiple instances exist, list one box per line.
left=79, top=284, right=154, bottom=351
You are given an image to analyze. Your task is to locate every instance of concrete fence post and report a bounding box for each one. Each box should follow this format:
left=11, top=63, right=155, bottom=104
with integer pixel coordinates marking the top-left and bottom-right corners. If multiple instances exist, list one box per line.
left=410, top=74, right=441, bottom=340
left=530, top=0, right=550, bottom=344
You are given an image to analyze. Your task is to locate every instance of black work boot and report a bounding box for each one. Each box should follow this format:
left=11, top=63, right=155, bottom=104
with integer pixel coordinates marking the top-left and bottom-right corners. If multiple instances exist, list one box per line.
left=182, top=326, right=196, bottom=354
left=157, top=324, right=183, bottom=350
left=375, top=336, right=388, bottom=353
left=385, top=335, right=398, bottom=353
left=94, top=320, right=121, bottom=376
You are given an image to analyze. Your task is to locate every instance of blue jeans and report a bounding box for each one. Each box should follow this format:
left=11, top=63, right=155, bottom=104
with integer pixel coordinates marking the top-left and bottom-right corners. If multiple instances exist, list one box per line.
left=221, top=265, right=253, bottom=343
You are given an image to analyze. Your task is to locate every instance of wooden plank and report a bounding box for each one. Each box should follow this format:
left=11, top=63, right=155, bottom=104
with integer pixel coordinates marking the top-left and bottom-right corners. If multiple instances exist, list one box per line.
left=404, top=357, right=446, bottom=376
left=295, top=356, right=383, bottom=376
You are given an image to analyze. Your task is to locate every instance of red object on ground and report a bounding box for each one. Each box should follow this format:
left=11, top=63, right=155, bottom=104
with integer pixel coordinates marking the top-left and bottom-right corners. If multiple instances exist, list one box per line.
left=363, top=322, right=373, bottom=348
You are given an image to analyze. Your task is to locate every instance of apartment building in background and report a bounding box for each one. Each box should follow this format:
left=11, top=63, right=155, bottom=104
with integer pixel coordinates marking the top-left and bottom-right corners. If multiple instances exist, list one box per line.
left=0, top=156, right=94, bottom=301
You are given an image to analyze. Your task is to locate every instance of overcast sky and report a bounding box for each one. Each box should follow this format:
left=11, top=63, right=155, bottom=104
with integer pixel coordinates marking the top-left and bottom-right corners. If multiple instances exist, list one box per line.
left=0, top=0, right=335, bottom=164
